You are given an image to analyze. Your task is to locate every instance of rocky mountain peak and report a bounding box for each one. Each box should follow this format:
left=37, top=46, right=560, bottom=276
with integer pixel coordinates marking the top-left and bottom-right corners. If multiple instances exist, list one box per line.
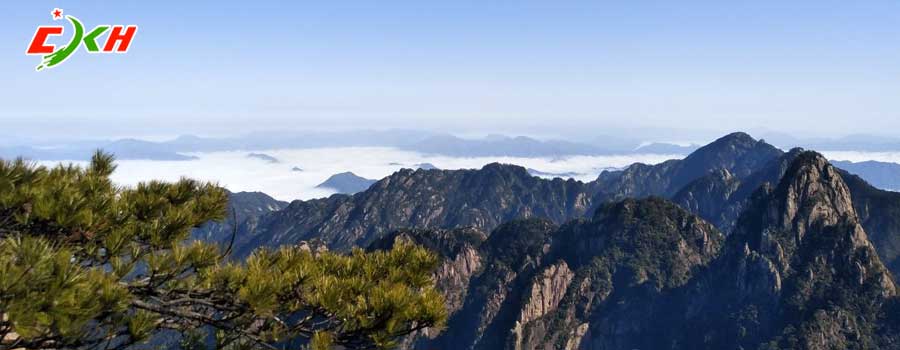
left=673, top=152, right=898, bottom=350
left=770, top=151, right=858, bottom=238
left=595, top=132, right=784, bottom=201
left=709, top=131, right=757, bottom=147
left=734, top=151, right=889, bottom=274
left=480, top=162, right=532, bottom=176
left=677, top=132, right=783, bottom=183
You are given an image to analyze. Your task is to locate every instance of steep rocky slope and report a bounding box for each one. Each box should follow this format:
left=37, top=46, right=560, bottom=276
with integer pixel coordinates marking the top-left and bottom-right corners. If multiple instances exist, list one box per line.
left=594, top=132, right=783, bottom=200
left=224, top=132, right=900, bottom=283
left=667, top=147, right=900, bottom=281
left=234, top=164, right=597, bottom=255
left=840, top=171, right=900, bottom=280
left=371, top=152, right=900, bottom=350
left=675, top=151, right=897, bottom=349
left=670, top=147, right=803, bottom=231
left=230, top=132, right=773, bottom=256
left=373, top=198, right=724, bottom=349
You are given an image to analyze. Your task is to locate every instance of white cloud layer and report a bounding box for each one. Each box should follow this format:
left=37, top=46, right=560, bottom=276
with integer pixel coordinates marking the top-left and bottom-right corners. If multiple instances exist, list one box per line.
left=38, top=147, right=683, bottom=201
left=822, top=151, right=900, bottom=164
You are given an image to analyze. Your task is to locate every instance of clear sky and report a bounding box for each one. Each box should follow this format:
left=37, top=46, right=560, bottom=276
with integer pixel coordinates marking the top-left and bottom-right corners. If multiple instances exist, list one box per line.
left=2, top=1, right=900, bottom=141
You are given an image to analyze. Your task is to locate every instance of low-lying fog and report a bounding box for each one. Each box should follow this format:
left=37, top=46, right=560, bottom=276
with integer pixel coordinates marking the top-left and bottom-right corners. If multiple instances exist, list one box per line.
left=37, top=147, right=684, bottom=201
left=820, top=151, right=900, bottom=164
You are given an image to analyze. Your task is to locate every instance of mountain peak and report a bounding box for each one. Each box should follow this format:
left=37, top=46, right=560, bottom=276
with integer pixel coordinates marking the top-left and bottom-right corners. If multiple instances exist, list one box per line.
left=735, top=151, right=858, bottom=250
left=687, top=132, right=776, bottom=160
left=681, top=151, right=899, bottom=349
left=667, top=132, right=783, bottom=193
left=316, top=172, right=377, bottom=194
left=732, top=151, right=895, bottom=297
left=479, top=162, right=532, bottom=177
left=717, top=131, right=756, bottom=144
left=770, top=151, right=857, bottom=234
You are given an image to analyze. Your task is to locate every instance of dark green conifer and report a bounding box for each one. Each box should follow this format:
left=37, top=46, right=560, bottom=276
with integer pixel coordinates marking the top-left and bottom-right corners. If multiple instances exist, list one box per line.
left=0, top=152, right=445, bottom=349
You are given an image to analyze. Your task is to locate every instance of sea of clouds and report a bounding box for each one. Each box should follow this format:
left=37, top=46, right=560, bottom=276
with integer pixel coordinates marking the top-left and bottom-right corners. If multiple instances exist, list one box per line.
left=38, top=147, right=684, bottom=201
left=821, top=151, right=900, bottom=164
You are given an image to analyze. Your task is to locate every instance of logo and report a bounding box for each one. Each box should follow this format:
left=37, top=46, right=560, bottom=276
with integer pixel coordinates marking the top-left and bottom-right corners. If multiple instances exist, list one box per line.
left=26, top=8, right=138, bottom=71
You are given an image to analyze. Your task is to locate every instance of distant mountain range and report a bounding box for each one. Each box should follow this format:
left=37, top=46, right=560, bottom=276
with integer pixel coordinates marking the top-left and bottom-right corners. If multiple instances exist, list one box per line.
left=7, top=129, right=900, bottom=161
left=758, top=131, right=900, bottom=152
left=0, top=139, right=197, bottom=161
left=0, top=130, right=698, bottom=161
left=193, top=132, right=900, bottom=349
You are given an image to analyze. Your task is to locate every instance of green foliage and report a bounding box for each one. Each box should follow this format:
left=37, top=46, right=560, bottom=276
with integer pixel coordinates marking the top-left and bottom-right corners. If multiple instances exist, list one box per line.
left=0, top=152, right=446, bottom=349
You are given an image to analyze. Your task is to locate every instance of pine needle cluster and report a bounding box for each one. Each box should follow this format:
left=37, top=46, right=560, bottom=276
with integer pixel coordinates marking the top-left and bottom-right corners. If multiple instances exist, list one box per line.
left=0, top=152, right=446, bottom=349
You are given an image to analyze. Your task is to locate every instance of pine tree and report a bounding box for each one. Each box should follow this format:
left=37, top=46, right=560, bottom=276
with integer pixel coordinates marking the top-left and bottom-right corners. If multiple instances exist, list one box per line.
left=0, top=152, right=446, bottom=349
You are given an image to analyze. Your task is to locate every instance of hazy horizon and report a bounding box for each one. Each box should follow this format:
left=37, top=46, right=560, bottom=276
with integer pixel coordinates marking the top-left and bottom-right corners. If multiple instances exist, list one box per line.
left=3, top=1, right=900, bottom=142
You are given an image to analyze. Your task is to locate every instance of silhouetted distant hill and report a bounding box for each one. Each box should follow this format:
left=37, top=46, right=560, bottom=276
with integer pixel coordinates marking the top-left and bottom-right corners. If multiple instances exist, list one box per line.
left=315, top=172, right=377, bottom=194
left=246, top=152, right=279, bottom=163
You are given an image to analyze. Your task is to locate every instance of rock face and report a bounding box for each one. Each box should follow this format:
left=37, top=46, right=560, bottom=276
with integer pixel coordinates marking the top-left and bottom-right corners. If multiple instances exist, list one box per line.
left=369, top=227, right=487, bottom=315
left=840, top=171, right=900, bottom=280
left=666, top=145, right=900, bottom=283
left=672, top=151, right=898, bottom=349
left=517, top=262, right=574, bottom=326
left=511, top=261, right=574, bottom=350
left=373, top=198, right=725, bottom=350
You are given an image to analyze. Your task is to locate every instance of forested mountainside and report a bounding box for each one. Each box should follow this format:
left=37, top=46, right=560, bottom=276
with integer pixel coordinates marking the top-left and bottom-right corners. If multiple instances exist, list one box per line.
left=228, top=133, right=770, bottom=255
left=232, top=164, right=599, bottom=256
left=370, top=152, right=900, bottom=350
left=206, top=133, right=900, bottom=282
left=183, top=132, right=900, bottom=349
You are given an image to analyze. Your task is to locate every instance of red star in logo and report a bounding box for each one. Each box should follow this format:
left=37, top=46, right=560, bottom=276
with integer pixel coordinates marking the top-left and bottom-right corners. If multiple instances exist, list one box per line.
left=52, top=8, right=63, bottom=20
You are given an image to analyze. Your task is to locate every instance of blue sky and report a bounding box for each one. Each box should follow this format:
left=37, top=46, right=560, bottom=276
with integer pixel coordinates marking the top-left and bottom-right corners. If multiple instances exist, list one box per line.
left=2, top=1, right=900, bottom=141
